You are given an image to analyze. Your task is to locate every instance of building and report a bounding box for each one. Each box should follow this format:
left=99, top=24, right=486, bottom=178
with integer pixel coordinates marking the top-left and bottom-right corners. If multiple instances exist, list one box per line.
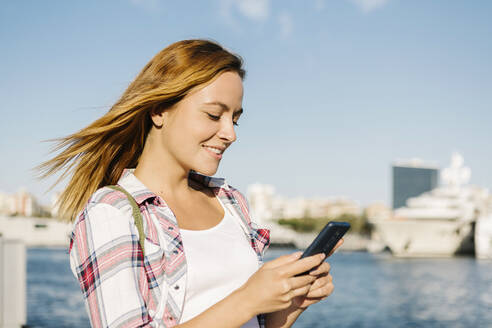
left=0, top=189, right=48, bottom=217
left=247, top=183, right=276, bottom=224
left=247, top=184, right=361, bottom=221
left=50, top=192, right=61, bottom=218
left=392, top=159, right=439, bottom=209
left=365, top=202, right=391, bottom=220
left=0, top=191, right=13, bottom=215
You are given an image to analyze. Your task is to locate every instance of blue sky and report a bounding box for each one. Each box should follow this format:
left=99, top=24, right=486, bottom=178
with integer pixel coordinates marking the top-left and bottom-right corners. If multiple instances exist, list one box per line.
left=1, top=0, right=491, bottom=207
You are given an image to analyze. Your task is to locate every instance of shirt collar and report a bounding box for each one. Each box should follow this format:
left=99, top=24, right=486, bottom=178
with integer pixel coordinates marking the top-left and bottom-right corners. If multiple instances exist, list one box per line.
left=117, top=169, right=158, bottom=205
left=117, top=168, right=230, bottom=205
left=188, top=170, right=230, bottom=191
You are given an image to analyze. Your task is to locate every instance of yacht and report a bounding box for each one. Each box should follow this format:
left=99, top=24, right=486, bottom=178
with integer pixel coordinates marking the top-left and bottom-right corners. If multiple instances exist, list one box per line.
left=475, top=199, right=492, bottom=259
left=370, top=153, right=490, bottom=257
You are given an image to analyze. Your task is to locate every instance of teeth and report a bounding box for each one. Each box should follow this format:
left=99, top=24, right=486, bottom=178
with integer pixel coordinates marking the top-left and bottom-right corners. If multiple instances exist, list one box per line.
left=204, top=146, right=223, bottom=154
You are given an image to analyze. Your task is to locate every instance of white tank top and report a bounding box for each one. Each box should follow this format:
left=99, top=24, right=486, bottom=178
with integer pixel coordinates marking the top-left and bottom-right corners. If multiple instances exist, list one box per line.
left=179, top=196, right=260, bottom=328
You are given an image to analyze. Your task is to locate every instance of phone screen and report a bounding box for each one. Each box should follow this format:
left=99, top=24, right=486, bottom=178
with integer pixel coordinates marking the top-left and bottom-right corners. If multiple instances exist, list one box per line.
left=300, top=221, right=350, bottom=259
left=295, top=221, right=350, bottom=276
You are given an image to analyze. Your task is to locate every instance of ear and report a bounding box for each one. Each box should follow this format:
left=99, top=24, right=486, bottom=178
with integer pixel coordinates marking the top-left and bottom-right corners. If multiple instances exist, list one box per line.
left=150, top=106, right=165, bottom=128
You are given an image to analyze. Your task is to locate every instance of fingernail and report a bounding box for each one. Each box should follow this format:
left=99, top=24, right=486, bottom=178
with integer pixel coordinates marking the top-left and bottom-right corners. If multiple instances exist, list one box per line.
left=291, top=251, right=302, bottom=258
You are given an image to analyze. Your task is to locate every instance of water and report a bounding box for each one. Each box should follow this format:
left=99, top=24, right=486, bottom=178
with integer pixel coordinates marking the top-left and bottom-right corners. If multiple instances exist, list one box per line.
left=27, top=248, right=90, bottom=328
left=27, top=248, right=492, bottom=328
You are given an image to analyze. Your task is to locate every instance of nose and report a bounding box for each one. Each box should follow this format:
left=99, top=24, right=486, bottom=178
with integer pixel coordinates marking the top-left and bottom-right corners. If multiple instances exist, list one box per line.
left=217, top=118, right=237, bottom=143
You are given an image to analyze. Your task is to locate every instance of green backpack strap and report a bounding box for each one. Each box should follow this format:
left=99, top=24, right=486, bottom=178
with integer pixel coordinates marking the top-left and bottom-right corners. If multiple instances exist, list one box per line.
left=107, top=185, right=145, bottom=256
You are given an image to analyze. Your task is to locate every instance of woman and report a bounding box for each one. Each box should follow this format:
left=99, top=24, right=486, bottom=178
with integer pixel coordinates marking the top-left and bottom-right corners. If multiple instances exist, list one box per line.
left=39, top=39, right=342, bottom=328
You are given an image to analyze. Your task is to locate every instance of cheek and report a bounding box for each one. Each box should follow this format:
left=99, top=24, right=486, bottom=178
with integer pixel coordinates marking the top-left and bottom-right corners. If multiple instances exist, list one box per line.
left=164, top=112, right=218, bottom=151
left=189, top=119, right=217, bottom=141
left=171, top=120, right=213, bottom=152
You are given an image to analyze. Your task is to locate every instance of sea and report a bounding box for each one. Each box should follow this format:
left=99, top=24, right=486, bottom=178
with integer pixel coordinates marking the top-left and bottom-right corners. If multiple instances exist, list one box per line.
left=27, top=247, right=492, bottom=328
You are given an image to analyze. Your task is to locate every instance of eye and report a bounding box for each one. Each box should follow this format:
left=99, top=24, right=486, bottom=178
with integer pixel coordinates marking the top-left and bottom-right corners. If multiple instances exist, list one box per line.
left=207, top=113, right=220, bottom=121
left=208, top=113, right=240, bottom=127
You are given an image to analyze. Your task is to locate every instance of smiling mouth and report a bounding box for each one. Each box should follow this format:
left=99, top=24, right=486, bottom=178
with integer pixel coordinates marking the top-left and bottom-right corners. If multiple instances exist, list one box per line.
left=202, top=145, right=225, bottom=159
left=202, top=145, right=225, bottom=154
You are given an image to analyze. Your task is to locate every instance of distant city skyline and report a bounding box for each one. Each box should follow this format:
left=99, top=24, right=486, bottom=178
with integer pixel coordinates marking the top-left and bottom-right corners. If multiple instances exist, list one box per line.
left=1, top=0, right=491, bottom=207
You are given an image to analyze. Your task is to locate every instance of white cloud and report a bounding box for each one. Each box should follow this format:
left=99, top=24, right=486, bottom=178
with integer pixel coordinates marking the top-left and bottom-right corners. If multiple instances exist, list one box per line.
left=236, top=0, right=269, bottom=21
left=219, top=0, right=291, bottom=39
left=349, top=0, right=390, bottom=13
left=219, top=0, right=270, bottom=22
left=278, top=11, right=293, bottom=39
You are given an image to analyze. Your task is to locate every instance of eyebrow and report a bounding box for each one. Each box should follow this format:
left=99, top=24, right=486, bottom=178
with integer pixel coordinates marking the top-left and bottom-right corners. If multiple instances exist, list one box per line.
left=204, top=101, right=243, bottom=116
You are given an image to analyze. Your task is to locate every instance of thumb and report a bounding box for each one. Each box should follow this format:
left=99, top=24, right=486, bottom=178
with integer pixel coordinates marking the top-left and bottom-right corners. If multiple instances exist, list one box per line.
left=264, top=251, right=302, bottom=269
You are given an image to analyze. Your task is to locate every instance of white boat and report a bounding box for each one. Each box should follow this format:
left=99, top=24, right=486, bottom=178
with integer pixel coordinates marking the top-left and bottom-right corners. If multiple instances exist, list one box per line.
left=475, top=198, right=492, bottom=259
left=370, top=153, right=490, bottom=258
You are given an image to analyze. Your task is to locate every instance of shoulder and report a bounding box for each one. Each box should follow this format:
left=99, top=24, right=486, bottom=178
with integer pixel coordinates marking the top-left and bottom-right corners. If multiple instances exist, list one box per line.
left=70, top=187, right=135, bottom=252
left=87, top=186, right=135, bottom=211
left=72, top=186, right=134, bottom=234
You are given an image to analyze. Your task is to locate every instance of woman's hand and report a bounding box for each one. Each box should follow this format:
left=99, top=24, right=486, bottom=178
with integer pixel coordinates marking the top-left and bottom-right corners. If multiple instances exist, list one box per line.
left=291, top=238, right=344, bottom=309
left=237, top=251, right=326, bottom=317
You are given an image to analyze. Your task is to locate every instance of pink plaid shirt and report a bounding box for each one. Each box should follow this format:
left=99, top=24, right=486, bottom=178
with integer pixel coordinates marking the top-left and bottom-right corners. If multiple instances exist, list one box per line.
left=69, top=169, right=270, bottom=328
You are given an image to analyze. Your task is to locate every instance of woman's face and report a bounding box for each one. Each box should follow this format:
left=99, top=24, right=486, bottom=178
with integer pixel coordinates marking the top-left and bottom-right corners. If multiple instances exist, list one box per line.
left=151, top=71, right=244, bottom=176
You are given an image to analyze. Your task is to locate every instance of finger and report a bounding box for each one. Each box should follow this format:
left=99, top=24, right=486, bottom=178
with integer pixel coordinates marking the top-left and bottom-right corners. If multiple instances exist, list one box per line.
left=327, top=238, right=344, bottom=257
left=306, top=276, right=334, bottom=298
left=295, top=296, right=325, bottom=309
left=304, top=296, right=325, bottom=303
left=306, top=282, right=334, bottom=298
left=280, top=253, right=326, bottom=277
left=308, top=273, right=330, bottom=291
left=289, top=284, right=312, bottom=298
left=306, top=274, right=329, bottom=294
left=287, top=274, right=317, bottom=290
left=263, top=251, right=302, bottom=269
left=309, top=262, right=331, bottom=276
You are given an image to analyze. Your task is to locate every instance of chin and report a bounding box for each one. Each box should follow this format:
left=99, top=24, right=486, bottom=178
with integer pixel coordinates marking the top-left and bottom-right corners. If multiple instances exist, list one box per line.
left=193, top=165, right=219, bottom=177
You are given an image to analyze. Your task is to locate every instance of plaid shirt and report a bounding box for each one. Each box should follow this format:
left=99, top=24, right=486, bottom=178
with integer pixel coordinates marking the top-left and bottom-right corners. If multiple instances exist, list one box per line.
left=69, top=169, right=270, bottom=328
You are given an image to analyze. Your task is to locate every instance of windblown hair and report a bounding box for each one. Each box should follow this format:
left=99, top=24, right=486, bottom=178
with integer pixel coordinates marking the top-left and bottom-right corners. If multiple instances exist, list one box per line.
left=37, top=39, right=245, bottom=221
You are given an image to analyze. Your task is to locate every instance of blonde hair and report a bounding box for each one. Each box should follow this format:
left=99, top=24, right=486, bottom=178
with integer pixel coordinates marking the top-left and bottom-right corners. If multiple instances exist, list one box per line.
left=37, top=39, right=245, bottom=221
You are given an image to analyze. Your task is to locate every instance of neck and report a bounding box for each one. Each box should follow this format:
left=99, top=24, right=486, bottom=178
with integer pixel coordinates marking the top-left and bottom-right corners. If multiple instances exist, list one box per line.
left=134, top=140, right=195, bottom=201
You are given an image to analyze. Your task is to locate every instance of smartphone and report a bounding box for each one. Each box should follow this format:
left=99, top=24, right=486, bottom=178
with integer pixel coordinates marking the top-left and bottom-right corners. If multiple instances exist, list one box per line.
left=296, top=221, right=350, bottom=276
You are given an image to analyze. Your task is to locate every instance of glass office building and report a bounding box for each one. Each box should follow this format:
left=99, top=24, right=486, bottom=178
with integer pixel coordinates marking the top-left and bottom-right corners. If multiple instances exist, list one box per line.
left=392, top=163, right=439, bottom=209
